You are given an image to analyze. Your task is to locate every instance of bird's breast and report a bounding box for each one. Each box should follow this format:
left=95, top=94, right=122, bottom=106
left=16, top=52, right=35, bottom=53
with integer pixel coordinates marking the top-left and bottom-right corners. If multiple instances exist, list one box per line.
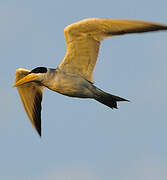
left=45, top=72, right=94, bottom=98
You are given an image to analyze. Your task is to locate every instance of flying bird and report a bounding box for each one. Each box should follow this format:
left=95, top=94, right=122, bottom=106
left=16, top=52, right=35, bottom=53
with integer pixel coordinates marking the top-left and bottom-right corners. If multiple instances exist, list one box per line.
left=13, top=18, right=167, bottom=136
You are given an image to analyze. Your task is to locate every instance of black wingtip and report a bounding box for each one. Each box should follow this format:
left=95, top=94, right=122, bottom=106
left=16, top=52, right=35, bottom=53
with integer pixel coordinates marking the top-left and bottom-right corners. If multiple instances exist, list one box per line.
left=33, top=91, right=42, bottom=137
left=37, top=129, right=41, bottom=137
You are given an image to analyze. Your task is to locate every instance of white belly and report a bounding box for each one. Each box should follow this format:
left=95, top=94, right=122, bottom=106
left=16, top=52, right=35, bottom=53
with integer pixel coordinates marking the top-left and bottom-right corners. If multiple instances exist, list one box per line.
left=45, top=72, right=94, bottom=98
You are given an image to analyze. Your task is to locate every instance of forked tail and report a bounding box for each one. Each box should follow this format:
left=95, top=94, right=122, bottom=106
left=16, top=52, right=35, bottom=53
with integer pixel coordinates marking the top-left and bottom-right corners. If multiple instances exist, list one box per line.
left=93, top=86, right=129, bottom=109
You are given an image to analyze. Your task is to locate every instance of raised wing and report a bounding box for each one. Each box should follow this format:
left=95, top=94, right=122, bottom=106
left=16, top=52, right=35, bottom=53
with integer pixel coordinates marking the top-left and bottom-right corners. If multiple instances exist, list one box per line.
left=15, top=68, right=45, bottom=136
left=58, top=18, right=167, bottom=83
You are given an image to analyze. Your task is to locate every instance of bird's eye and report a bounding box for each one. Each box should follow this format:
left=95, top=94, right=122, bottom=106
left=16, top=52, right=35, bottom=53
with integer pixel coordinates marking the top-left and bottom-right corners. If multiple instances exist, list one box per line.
left=30, top=67, right=47, bottom=74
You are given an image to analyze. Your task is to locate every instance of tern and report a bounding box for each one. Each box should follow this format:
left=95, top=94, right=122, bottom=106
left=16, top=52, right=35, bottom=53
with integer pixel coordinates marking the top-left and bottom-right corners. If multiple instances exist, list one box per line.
left=13, top=18, right=167, bottom=136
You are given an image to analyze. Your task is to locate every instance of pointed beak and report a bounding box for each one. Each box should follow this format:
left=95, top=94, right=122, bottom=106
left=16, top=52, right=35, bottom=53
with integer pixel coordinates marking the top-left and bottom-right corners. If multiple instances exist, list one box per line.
left=13, top=74, right=38, bottom=87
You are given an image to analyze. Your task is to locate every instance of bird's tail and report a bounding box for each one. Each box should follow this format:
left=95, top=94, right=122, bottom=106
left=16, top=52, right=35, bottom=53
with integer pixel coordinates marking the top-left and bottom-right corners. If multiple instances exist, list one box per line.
left=93, top=86, right=129, bottom=109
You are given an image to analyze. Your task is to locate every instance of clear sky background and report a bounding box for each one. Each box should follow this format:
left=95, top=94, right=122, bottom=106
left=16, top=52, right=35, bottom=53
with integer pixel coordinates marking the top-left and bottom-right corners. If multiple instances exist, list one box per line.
left=0, top=0, right=167, bottom=180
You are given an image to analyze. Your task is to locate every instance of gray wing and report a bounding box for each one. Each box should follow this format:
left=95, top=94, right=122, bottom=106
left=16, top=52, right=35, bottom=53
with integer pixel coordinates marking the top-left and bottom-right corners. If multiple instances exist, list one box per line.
left=15, top=68, right=45, bottom=136
left=59, top=18, right=167, bottom=83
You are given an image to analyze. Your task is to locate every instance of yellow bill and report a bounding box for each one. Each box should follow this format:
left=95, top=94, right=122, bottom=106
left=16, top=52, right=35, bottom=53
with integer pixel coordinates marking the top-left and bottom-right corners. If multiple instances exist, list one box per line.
left=13, top=74, right=38, bottom=87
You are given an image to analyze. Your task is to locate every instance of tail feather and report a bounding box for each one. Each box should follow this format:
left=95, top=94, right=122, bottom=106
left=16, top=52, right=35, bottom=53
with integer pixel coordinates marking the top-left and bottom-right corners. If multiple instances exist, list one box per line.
left=94, top=88, right=129, bottom=109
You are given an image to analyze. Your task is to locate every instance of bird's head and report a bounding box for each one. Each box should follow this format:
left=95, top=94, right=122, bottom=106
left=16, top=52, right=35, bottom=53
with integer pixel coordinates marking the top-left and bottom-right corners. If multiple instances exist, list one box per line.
left=13, top=67, right=48, bottom=87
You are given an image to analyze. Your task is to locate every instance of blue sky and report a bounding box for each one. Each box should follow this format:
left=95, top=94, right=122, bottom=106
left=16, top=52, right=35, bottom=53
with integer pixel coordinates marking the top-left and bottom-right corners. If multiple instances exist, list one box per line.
left=0, top=0, right=167, bottom=179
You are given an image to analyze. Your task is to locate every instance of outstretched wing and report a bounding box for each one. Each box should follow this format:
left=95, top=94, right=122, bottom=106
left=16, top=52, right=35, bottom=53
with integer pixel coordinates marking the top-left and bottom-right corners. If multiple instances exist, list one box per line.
left=58, top=18, right=167, bottom=83
left=14, top=68, right=45, bottom=136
